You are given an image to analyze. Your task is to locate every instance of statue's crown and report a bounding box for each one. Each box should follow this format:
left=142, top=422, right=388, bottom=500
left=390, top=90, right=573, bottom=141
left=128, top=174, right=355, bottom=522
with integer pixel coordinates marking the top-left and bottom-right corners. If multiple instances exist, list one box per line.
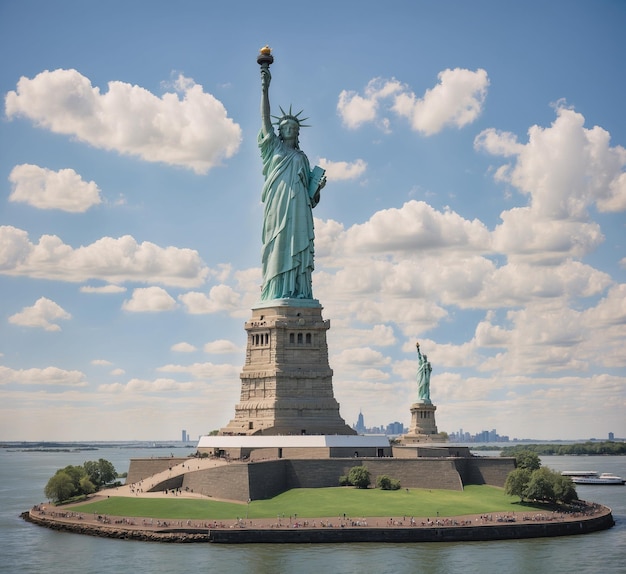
left=272, top=105, right=310, bottom=128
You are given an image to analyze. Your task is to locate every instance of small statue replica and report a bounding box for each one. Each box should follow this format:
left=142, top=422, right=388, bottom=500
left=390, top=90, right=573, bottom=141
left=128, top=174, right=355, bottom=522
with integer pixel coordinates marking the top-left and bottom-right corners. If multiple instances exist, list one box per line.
left=416, top=342, right=432, bottom=404
left=257, top=46, right=326, bottom=301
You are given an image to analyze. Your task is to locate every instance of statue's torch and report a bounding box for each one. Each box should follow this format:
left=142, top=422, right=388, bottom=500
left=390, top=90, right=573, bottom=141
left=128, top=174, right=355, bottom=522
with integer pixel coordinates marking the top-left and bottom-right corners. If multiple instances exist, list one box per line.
left=257, top=45, right=274, bottom=70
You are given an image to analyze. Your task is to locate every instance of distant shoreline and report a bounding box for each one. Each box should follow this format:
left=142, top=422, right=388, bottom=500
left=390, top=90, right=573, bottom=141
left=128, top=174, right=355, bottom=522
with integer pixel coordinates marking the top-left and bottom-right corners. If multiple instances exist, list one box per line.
left=22, top=501, right=614, bottom=544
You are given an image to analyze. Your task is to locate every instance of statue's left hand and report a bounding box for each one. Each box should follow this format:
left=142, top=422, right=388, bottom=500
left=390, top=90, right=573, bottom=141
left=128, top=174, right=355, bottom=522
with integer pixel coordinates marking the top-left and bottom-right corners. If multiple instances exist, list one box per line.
left=319, top=175, right=327, bottom=190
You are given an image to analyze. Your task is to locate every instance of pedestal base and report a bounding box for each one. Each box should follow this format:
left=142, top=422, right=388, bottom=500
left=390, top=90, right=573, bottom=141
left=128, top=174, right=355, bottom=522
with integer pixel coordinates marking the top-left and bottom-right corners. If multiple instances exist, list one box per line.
left=401, top=402, right=446, bottom=443
left=220, top=303, right=354, bottom=436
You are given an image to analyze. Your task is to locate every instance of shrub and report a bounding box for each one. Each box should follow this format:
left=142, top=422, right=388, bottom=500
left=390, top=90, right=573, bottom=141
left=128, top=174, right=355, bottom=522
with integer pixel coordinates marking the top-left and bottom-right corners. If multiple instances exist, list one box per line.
left=346, top=466, right=371, bottom=489
left=376, top=475, right=401, bottom=490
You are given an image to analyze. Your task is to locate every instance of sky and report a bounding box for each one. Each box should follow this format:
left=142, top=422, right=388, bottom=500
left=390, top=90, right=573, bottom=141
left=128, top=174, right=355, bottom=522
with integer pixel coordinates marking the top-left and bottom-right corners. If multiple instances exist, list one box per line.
left=1, top=0, right=625, bottom=442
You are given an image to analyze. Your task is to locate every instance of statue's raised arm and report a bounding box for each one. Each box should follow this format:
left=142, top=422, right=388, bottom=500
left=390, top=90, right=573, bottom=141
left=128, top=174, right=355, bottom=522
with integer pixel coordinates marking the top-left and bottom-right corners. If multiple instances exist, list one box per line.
left=256, top=46, right=325, bottom=302
left=259, top=52, right=272, bottom=136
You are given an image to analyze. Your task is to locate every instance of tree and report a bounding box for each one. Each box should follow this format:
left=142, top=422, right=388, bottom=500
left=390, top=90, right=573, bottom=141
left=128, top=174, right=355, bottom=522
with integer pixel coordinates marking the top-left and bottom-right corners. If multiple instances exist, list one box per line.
left=523, top=467, right=555, bottom=502
left=504, top=468, right=531, bottom=501
left=514, top=450, right=541, bottom=471
left=79, top=476, right=96, bottom=495
left=553, top=473, right=578, bottom=503
left=60, top=465, right=88, bottom=493
left=97, top=458, right=117, bottom=484
left=84, top=459, right=117, bottom=488
left=44, top=471, right=75, bottom=503
left=347, top=466, right=371, bottom=489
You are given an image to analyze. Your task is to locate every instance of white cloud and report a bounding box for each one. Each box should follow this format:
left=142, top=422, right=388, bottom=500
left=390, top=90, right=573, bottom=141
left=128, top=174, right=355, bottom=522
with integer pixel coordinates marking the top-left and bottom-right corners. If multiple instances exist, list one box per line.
left=99, top=378, right=204, bottom=393
left=337, top=70, right=488, bottom=135
left=179, top=284, right=241, bottom=314
left=91, top=359, right=112, bottom=366
left=0, top=226, right=208, bottom=287
left=5, top=69, right=241, bottom=174
left=80, top=285, right=127, bottom=294
left=393, top=68, right=489, bottom=135
left=8, top=297, right=71, bottom=331
left=122, top=286, right=177, bottom=312
left=0, top=365, right=86, bottom=386
left=110, top=368, right=125, bottom=376
left=318, top=158, right=367, bottom=181
left=338, top=78, right=401, bottom=129
left=342, top=200, right=491, bottom=255
left=332, top=347, right=392, bottom=367
left=8, top=164, right=102, bottom=212
left=476, top=105, right=626, bottom=262
left=171, top=342, right=197, bottom=353
left=203, top=339, right=241, bottom=354
left=157, top=361, right=240, bottom=380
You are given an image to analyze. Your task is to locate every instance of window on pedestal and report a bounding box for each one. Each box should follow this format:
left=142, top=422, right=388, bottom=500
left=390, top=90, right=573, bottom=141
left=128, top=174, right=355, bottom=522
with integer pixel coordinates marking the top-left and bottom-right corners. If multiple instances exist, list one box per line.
left=251, top=332, right=270, bottom=347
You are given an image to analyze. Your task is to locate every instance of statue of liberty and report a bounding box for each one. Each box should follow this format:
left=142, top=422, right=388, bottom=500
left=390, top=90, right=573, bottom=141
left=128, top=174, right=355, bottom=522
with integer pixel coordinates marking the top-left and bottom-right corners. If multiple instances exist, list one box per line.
left=257, top=47, right=326, bottom=301
left=416, top=342, right=432, bottom=404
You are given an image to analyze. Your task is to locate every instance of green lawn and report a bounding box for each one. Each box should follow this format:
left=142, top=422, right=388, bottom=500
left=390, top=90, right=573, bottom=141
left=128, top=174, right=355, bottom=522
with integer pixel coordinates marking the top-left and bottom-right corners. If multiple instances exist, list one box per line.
left=72, top=485, right=524, bottom=520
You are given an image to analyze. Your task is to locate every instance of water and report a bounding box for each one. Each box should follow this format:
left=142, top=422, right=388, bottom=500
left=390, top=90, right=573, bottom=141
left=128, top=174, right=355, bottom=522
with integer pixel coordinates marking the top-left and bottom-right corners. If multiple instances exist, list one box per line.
left=1, top=446, right=624, bottom=574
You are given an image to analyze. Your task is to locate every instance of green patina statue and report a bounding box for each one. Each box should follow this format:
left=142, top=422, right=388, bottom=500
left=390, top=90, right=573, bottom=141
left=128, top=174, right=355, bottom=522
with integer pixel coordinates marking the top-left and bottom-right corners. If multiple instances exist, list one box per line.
left=257, top=46, right=326, bottom=301
left=416, top=342, right=432, bottom=404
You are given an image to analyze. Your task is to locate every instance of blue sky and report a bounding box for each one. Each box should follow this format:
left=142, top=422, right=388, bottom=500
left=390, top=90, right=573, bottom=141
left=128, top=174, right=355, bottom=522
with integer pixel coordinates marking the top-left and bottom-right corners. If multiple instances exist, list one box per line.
left=1, top=0, right=624, bottom=441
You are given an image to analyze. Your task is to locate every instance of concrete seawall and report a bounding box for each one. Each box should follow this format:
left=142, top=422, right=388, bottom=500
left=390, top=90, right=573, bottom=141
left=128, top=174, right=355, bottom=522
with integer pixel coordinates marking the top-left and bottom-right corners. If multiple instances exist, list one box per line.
left=22, top=504, right=614, bottom=544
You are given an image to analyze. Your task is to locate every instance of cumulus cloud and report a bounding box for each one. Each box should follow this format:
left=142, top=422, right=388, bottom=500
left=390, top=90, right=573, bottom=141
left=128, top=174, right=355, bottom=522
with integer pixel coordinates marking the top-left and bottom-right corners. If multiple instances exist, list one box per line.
left=332, top=347, right=392, bottom=367
left=318, top=158, right=367, bottom=181
left=80, top=285, right=127, bottom=294
left=0, top=365, right=86, bottom=386
left=337, top=70, right=488, bottom=135
left=99, top=378, right=203, bottom=393
left=393, top=68, right=489, bottom=135
left=122, top=287, right=177, bottom=312
left=476, top=104, right=626, bottom=262
left=337, top=78, right=403, bottom=129
left=157, top=361, right=240, bottom=379
left=0, top=226, right=208, bottom=287
left=179, top=284, right=241, bottom=314
left=91, top=359, right=113, bottom=366
left=342, top=200, right=491, bottom=255
left=5, top=69, right=241, bottom=174
left=9, top=164, right=102, bottom=212
left=171, top=342, right=197, bottom=353
left=203, top=339, right=241, bottom=354
left=8, top=297, right=71, bottom=331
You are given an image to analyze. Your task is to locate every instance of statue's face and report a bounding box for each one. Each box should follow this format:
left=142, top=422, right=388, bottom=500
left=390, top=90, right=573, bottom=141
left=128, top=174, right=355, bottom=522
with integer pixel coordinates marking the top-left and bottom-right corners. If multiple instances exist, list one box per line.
left=279, top=119, right=299, bottom=143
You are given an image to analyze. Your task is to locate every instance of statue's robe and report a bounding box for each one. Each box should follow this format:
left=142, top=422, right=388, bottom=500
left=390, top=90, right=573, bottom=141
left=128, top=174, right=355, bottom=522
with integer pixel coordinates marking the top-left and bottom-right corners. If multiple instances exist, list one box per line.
left=259, top=129, right=316, bottom=300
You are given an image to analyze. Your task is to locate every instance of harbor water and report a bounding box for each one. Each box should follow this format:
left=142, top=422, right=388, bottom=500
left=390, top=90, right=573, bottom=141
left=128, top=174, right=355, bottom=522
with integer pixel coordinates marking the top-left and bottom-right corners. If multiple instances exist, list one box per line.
left=1, top=446, right=624, bottom=574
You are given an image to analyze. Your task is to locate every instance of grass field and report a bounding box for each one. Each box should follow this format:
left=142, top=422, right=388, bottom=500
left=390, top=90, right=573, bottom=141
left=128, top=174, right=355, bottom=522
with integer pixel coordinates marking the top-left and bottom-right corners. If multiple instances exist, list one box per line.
left=72, top=485, right=527, bottom=520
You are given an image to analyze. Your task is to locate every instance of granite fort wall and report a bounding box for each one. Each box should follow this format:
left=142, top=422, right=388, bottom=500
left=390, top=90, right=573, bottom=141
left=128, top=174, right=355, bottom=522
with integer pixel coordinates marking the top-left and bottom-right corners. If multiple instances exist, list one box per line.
left=455, top=457, right=515, bottom=487
left=365, top=459, right=464, bottom=491
left=126, top=458, right=188, bottom=484
left=181, top=463, right=251, bottom=501
left=128, top=455, right=515, bottom=501
left=174, top=458, right=466, bottom=501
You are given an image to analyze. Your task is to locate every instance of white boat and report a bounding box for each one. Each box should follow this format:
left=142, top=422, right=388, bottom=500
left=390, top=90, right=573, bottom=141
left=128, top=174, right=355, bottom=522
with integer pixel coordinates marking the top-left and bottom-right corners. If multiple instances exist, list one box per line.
left=562, top=471, right=625, bottom=485
left=561, top=471, right=597, bottom=477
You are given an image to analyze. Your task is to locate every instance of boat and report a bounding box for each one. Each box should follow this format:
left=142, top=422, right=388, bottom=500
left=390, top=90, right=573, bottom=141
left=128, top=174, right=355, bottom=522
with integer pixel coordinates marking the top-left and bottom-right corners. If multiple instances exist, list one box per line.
left=561, top=471, right=597, bottom=477
left=561, top=471, right=625, bottom=485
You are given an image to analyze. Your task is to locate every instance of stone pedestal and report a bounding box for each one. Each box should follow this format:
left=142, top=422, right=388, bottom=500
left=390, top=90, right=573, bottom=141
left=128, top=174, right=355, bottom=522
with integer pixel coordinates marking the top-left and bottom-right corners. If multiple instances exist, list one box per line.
left=220, top=300, right=355, bottom=436
left=402, top=402, right=446, bottom=444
